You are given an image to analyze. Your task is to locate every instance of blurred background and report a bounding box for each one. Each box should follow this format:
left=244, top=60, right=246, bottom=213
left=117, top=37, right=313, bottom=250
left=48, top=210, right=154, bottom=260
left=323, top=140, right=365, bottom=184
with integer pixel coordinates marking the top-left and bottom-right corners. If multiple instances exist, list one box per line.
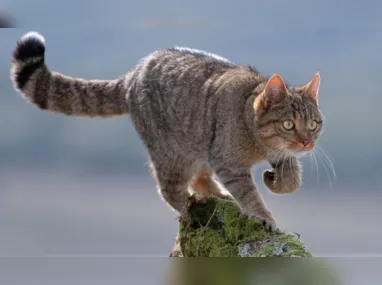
left=1, top=0, right=382, bottom=283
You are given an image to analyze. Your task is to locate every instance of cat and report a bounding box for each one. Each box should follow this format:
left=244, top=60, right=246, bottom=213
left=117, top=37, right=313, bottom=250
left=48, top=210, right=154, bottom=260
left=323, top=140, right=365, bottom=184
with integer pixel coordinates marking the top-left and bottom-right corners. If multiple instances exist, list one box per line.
left=10, top=32, right=323, bottom=231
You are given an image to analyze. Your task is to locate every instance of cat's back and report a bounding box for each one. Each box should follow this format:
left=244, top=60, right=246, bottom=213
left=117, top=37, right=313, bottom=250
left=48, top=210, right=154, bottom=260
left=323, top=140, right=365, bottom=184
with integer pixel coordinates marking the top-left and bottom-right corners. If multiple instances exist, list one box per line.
left=127, top=46, right=238, bottom=112
left=148, top=46, right=235, bottom=72
left=127, top=46, right=261, bottom=112
left=134, top=47, right=236, bottom=85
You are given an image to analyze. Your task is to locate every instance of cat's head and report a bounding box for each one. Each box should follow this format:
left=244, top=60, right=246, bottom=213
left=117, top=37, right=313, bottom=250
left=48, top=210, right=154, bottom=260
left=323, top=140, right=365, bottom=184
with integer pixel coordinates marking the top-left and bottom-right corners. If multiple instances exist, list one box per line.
left=254, top=72, right=323, bottom=155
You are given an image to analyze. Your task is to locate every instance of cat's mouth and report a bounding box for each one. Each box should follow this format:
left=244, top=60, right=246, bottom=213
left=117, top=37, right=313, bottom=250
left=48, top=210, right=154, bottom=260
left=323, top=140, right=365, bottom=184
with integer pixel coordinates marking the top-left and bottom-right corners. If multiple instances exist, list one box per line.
left=285, top=140, right=315, bottom=153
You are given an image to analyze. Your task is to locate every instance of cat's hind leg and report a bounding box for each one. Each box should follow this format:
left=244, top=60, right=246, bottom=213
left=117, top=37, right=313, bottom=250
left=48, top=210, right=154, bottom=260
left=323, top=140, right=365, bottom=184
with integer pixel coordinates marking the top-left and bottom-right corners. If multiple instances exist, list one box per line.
left=191, top=167, right=233, bottom=200
left=150, top=158, right=194, bottom=213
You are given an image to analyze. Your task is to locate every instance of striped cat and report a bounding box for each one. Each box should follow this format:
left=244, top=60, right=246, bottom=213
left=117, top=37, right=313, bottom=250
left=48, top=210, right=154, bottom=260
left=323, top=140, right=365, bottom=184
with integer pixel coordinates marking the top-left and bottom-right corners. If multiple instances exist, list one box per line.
left=10, top=32, right=323, bottom=230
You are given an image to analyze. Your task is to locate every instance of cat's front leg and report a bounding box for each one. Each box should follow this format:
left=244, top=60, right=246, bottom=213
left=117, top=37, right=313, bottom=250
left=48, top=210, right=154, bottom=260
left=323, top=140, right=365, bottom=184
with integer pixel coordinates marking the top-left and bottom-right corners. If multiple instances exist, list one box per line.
left=263, top=156, right=302, bottom=194
left=216, top=167, right=277, bottom=231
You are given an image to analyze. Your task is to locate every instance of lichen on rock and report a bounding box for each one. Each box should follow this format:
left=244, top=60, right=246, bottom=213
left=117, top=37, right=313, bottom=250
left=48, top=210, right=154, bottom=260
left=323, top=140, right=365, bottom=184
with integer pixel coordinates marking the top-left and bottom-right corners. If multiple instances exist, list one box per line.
left=172, top=196, right=312, bottom=257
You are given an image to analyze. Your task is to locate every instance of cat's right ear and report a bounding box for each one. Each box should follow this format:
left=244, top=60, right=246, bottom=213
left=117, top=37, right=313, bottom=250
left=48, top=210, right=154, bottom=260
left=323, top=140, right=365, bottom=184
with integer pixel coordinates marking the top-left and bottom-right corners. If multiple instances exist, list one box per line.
left=255, top=74, right=287, bottom=111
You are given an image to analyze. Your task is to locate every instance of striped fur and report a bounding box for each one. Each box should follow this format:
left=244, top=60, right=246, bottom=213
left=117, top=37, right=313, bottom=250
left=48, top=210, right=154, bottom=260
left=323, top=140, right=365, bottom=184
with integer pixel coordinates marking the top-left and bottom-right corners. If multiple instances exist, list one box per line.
left=10, top=32, right=324, bottom=231
left=10, top=32, right=129, bottom=117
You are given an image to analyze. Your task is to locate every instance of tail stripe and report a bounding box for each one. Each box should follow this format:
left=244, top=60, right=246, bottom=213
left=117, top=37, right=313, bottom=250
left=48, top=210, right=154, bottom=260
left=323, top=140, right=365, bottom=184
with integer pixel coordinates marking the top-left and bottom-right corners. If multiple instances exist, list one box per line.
left=10, top=31, right=130, bottom=117
left=15, top=60, right=44, bottom=90
left=33, top=69, right=49, bottom=109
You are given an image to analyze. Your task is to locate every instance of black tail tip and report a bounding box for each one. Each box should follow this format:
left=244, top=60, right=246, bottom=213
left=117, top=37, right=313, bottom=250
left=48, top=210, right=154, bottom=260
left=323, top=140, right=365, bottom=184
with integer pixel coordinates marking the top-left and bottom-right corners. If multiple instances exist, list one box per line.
left=13, top=31, right=46, bottom=62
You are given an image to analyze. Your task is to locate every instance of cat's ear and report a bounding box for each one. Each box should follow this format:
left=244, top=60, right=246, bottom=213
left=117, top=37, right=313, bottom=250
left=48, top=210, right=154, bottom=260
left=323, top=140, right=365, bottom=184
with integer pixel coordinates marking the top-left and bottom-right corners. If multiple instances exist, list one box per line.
left=302, top=72, right=320, bottom=101
left=257, top=74, right=288, bottom=110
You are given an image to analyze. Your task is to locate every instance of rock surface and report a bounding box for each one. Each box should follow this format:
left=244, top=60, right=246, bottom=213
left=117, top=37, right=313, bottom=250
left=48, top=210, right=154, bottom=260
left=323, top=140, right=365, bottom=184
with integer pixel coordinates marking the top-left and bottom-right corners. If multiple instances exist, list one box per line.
left=171, top=196, right=312, bottom=257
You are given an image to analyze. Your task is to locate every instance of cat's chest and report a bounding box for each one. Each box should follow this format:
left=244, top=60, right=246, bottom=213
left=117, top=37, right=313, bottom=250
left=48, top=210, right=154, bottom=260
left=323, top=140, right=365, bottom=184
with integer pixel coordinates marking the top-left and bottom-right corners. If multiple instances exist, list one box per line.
left=252, top=147, right=290, bottom=165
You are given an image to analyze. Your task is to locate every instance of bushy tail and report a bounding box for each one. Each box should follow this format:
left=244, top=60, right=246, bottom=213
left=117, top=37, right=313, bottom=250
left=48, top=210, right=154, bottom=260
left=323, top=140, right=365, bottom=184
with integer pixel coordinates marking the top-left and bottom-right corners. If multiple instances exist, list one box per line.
left=10, top=32, right=129, bottom=117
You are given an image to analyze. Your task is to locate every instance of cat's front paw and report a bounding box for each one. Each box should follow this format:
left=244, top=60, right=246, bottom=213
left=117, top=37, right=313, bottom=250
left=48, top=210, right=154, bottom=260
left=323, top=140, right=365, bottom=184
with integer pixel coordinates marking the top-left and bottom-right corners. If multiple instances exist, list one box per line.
left=247, top=209, right=278, bottom=231
left=263, top=169, right=279, bottom=192
left=263, top=169, right=300, bottom=194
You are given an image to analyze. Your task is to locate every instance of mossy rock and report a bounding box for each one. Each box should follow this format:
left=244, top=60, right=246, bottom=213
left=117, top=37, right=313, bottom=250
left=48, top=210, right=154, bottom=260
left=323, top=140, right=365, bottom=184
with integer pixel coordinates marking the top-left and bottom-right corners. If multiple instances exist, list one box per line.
left=167, top=198, right=343, bottom=284
left=171, top=196, right=311, bottom=257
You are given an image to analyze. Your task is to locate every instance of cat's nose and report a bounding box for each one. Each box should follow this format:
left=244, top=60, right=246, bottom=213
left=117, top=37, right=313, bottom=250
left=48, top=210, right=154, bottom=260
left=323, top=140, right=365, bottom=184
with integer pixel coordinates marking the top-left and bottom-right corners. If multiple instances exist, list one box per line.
left=300, top=139, right=312, bottom=146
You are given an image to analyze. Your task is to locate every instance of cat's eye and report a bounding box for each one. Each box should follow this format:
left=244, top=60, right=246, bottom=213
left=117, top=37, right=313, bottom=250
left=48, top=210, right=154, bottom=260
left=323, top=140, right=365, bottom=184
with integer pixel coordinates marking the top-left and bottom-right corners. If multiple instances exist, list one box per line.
left=308, top=120, right=317, bottom=131
left=282, top=120, right=294, bottom=130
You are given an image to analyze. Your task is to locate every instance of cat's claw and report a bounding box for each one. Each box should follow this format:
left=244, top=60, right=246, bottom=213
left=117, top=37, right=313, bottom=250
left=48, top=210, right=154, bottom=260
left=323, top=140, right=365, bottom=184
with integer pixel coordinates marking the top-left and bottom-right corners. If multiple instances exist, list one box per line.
left=247, top=212, right=278, bottom=232
left=263, top=169, right=300, bottom=194
left=264, top=170, right=276, bottom=183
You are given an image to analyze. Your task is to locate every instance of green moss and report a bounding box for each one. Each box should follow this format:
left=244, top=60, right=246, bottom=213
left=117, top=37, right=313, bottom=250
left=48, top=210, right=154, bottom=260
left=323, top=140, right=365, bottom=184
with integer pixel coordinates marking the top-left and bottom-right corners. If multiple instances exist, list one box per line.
left=175, top=197, right=312, bottom=257
left=181, top=228, right=238, bottom=257
left=217, top=199, right=268, bottom=243
left=187, top=198, right=222, bottom=230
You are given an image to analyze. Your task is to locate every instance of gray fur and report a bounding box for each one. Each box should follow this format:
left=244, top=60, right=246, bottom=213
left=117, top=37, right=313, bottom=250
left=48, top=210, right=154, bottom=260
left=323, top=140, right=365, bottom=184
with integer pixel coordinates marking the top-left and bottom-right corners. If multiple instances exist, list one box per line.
left=10, top=32, right=324, bottom=231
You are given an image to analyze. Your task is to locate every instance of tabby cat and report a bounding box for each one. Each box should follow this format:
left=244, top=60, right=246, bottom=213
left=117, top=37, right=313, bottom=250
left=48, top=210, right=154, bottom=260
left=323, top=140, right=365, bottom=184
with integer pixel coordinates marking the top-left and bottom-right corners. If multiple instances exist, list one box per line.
left=10, top=32, right=323, bottom=230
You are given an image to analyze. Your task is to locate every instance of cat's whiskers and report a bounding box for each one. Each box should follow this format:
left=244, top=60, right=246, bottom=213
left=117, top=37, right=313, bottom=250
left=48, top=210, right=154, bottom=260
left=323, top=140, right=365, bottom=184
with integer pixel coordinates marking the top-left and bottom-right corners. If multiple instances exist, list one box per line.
left=309, top=149, right=320, bottom=186
left=271, top=147, right=287, bottom=165
left=315, top=146, right=336, bottom=192
left=314, top=151, right=321, bottom=186
left=317, top=146, right=336, bottom=181
left=307, top=147, right=334, bottom=192
left=264, top=144, right=282, bottom=162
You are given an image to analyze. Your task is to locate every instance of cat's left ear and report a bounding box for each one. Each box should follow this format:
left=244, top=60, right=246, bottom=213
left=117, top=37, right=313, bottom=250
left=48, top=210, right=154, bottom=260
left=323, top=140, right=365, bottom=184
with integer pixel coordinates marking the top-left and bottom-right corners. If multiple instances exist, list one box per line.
left=255, top=74, right=288, bottom=111
left=301, top=72, right=321, bottom=101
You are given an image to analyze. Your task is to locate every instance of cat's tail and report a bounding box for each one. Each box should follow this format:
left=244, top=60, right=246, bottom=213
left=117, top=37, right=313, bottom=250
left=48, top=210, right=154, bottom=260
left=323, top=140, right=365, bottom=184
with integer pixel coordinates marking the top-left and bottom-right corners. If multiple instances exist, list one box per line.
left=10, top=31, right=130, bottom=117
